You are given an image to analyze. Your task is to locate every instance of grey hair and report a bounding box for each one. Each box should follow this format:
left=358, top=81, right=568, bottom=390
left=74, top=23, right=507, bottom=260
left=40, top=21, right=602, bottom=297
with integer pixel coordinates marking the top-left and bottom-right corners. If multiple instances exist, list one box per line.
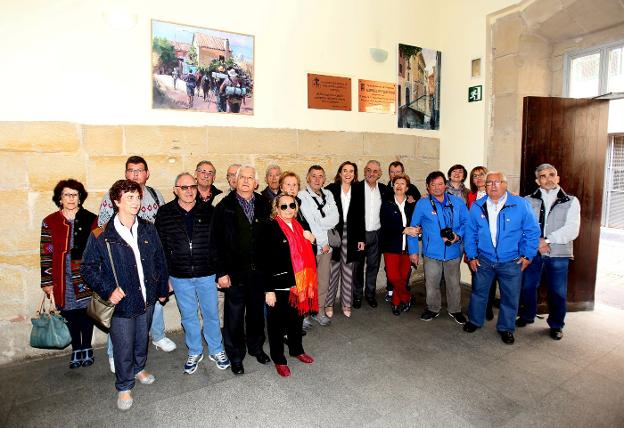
left=366, top=159, right=382, bottom=169
left=265, top=164, right=282, bottom=179
left=174, top=172, right=196, bottom=186
left=195, top=160, right=216, bottom=172
left=236, top=164, right=258, bottom=180
left=534, top=163, right=557, bottom=178
left=485, top=171, right=508, bottom=183
left=227, top=163, right=242, bottom=171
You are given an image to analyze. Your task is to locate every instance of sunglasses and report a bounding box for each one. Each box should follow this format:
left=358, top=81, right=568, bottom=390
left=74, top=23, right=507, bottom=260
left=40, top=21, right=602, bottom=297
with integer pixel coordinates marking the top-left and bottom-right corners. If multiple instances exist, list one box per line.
left=279, top=203, right=297, bottom=210
left=176, top=184, right=198, bottom=191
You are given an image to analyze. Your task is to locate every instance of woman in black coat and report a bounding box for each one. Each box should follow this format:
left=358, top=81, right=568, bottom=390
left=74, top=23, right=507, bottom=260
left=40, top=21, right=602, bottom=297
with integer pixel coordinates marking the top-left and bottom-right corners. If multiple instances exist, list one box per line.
left=324, top=161, right=365, bottom=318
left=380, top=174, right=417, bottom=315
left=263, top=194, right=318, bottom=377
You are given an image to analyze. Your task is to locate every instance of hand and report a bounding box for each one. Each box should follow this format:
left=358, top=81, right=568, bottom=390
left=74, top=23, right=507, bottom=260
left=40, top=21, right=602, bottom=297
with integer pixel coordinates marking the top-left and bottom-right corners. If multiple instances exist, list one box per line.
left=409, top=254, right=419, bottom=266
left=321, top=244, right=330, bottom=254
left=357, top=241, right=365, bottom=251
left=42, top=286, right=53, bottom=297
left=303, top=230, right=316, bottom=243
left=265, top=292, right=276, bottom=307
left=407, top=195, right=416, bottom=204
left=469, top=259, right=480, bottom=272
left=217, top=275, right=231, bottom=289
left=109, top=287, right=126, bottom=305
left=403, top=227, right=419, bottom=237
left=414, top=225, right=422, bottom=235
left=158, top=297, right=167, bottom=303
left=517, top=257, right=531, bottom=271
left=538, top=237, right=551, bottom=255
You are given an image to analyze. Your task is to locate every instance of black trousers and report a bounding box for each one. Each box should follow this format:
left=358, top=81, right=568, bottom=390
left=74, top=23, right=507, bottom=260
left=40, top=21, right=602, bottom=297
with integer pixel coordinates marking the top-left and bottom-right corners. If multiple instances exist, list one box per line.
left=266, top=290, right=304, bottom=365
left=60, top=308, right=94, bottom=351
left=354, top=230, right=382, bottom=300
left=223, top=271, right=266, bottom=363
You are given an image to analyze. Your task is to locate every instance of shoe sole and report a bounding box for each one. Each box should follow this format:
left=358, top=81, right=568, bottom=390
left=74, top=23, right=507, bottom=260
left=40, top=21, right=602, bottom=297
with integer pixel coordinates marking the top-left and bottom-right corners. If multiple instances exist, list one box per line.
left=208, top=354, right=231, bottom=370
left=420, top=314, right=439, bottom=322
left=184, top=354, right=204, bottom=374
left=448, top=314, right=466, bottom=325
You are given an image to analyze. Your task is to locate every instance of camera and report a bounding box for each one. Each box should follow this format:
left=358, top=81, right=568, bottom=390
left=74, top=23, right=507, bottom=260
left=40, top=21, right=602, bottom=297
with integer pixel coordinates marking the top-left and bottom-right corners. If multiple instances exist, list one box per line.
left=440, top=227, right=455, bottom=246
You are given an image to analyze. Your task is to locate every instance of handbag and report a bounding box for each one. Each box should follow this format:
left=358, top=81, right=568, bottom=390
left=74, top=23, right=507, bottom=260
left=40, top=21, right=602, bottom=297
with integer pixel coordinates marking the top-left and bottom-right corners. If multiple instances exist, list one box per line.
left=86, top=241, right=119, bottom=329
left=30, top=294, right=71, bottom=349
left=327, top=228, right=341, bottom=248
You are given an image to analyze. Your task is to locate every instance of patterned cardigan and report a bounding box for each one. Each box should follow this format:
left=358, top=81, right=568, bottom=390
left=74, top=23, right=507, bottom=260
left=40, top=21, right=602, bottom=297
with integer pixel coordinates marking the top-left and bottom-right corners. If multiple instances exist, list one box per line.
left=40, top=208, right=98, bottom=307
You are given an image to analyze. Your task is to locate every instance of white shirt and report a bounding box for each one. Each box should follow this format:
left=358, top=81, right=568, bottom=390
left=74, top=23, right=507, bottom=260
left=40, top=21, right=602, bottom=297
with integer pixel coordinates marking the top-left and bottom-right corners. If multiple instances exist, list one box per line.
left=113, top=215, right=146, bottom=302
left=395, top=196, right=407, bottom=250
left=364, top=181, right=382, bottom=231
left=540, top=186, right=581, bottom=244
left=486, top=192, right=508, bottom=247
left=341, top=186, right=351, bottom=223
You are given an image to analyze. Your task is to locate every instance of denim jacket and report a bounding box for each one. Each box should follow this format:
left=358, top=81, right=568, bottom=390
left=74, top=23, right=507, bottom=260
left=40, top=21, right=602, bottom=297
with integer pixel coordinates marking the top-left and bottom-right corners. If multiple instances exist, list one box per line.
left=80, top=214, right=169, bottom=318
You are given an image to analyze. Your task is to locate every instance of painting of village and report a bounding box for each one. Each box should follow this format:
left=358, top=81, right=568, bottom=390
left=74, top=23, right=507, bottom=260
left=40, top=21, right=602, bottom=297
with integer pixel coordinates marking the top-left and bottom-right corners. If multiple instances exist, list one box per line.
left=151, top=20, right=254, bottom=114
left=397, top=43, right=441, bottom=129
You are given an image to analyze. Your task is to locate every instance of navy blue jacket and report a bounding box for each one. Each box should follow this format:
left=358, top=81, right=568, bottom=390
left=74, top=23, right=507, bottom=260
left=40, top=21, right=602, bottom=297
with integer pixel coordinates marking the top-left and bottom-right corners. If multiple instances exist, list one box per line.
left=380, top=198, right=415, bottom=254
left=80, top=215, right=169, bottom=318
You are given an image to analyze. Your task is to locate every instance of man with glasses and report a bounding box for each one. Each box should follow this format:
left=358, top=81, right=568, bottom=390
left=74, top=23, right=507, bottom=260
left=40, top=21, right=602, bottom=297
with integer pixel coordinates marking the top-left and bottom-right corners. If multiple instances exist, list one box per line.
left=195, top=160, right=222, bottom=205
left=463, top=171, right=540, bottom=344
left=155, top=173, right=230, bottom=374
left=212, top=163, right=241, bottom=207
left=98, top=156, right=176, bottom=373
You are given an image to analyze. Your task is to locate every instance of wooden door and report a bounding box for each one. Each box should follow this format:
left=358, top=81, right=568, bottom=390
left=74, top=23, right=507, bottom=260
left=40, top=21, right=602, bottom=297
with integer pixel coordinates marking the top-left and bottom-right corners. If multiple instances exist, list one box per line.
left=520, top=96, right=609, bottom=311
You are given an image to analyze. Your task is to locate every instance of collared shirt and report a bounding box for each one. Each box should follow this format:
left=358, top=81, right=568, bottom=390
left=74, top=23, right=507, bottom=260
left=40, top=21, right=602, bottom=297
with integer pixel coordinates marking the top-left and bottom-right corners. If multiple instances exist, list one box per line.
left=113, top=215, right=146, bottom=302
left=395, top=196, right=407, bottom=250
left=486, top=192, right=508, bottom=247
left=540, top=186, right=560, bottom=223
left=341, top=186, right=351, bottom=223
left=236, top=193, right=255, bottom=223
left=364, top=181, right=382, bottom=231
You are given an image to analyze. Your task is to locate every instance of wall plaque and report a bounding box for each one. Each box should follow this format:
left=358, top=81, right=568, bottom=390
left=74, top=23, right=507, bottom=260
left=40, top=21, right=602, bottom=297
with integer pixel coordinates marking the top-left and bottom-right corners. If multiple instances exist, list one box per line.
left=358, top=79, right=396, bottom=113
left=307, top=73, right=352, bottom=111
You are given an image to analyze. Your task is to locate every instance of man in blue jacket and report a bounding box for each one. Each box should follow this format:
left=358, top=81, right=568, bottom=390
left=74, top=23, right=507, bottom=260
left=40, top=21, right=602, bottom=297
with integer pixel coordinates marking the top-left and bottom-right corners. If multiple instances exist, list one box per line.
left=463, top=171, right=540, bottom=344
left=408, top=171, right=469, bottom=324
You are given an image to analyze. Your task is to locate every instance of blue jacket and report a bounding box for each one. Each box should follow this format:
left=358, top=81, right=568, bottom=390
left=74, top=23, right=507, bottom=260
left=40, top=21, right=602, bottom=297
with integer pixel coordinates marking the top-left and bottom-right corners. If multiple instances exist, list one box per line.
left=407, top=194, right=468, bottom=261
left=80, top=215, right=169, bottom=318
left=464, top=191, right=540, bottom=263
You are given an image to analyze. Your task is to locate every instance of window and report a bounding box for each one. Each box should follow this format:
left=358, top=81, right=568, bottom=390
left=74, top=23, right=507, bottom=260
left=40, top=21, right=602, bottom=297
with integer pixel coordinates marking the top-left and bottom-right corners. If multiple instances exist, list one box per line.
left=564, top=40, right=624, bottom=97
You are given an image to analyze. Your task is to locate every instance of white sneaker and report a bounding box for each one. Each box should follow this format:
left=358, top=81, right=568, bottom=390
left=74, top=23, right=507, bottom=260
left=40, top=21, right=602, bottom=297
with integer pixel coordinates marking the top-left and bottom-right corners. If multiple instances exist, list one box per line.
left=109, top=357, right=115, bottom=373
left=152, top=337, right=176, bottom=352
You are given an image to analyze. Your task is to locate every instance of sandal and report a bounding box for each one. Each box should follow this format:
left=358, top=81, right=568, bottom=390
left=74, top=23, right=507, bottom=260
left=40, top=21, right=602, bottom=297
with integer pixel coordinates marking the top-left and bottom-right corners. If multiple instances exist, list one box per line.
left=342, top=306, right=352, bottom=318
left=325, top=306, right=334, bottom=318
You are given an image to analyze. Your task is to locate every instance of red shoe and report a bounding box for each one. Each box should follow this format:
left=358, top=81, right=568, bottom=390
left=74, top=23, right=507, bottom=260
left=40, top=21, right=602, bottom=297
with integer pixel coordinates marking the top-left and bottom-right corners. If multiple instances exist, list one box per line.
left=275, top=364, right=291, bottom=377
left=295, top=354, right=314, bottom=364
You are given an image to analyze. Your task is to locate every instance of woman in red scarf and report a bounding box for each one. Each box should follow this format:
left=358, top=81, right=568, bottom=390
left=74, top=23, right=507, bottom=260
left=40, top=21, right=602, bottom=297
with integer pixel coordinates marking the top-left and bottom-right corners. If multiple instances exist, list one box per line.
left=264, top=194, right=318, bottom=377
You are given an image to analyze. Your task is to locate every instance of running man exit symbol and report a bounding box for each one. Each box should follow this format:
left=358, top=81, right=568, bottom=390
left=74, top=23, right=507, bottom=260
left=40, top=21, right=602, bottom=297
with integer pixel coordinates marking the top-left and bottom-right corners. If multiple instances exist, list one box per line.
left=468, top=85, right=482, bottom=102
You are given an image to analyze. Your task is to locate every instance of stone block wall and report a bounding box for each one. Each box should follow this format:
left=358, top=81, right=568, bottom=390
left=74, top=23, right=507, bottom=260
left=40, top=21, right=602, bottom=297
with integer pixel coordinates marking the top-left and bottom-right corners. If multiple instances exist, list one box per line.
left=0, top=121, right=438, bottom=365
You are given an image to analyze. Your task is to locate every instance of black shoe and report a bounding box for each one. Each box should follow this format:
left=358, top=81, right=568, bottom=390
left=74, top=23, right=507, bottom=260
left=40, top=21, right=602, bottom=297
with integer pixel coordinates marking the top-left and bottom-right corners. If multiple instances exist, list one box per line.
left=353, top=298, right=362, bottom=309
left=254, top=352, right=271, bottom=365
left=448, top=312, right=467, bottom=325
left=401, top=302, right=412, bottom=313
left=81, top=348, right=94, bottom=367
left=499, top=331, right=515, bottom=345
left=231, top=362, right=244, bottom=375
left=463, top=322, right=479, bottom=333
left=69, top=350, right=82, bottom=369
left=391, top=305, right=401, bottom=316
left=384, top=291, right=393, bottom=302
left=485, top=307, right=494, bottom=321
left=515, top=318, right=534, bottom=328
left=366, top=297, right=378, bottom=308
left=420, top=309, right=439, bottom=321
left=549, top=328, right=564, bottom=340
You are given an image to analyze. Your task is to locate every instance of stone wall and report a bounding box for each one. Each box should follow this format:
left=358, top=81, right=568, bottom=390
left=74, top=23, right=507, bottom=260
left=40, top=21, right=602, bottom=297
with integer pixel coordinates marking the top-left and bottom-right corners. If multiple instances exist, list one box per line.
left=0, top=121, right=438, bottom=365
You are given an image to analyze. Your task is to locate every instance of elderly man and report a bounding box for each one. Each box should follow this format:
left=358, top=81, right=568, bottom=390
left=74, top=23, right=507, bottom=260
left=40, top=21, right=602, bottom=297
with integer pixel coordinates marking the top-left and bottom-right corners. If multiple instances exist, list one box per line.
left=517, top=164, right=580, bottom=340
left=261, top=164, right=282, bottom=201
left=211, top=165, right=271, bottom=375
left=195, top=160, right=222, bottom=205
left=155, top=173, right=230, bottom=375
left=98, top=156, right=175, bottom=373
left=212, top=163, right=241, bottom=207
left=463, top=171, right=540, bottom=344
left=298, top=165, right=340, bottom=326
left=353, top=160, right=389, bottom=308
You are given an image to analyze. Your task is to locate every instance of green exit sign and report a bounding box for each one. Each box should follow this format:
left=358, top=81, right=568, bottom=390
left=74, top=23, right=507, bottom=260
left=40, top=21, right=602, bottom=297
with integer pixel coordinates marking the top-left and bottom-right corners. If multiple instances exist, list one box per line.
left=468, top=85, right=482, bottom=102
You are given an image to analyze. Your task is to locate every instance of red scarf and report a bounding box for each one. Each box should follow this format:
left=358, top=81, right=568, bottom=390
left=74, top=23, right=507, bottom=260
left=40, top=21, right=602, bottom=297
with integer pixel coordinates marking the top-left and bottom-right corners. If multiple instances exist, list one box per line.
left=276, top=216, right=319, bottom=315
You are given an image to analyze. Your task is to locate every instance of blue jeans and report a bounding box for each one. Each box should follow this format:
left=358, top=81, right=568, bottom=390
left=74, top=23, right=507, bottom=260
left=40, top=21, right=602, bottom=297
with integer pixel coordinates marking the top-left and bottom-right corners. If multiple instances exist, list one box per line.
left=107, top=301, right=166, bottom=357
left=170, top=275, right=223, bottom=356
left=468, top=257, right=522, bottom=332
left=110, top=304, right=154, bottom=391
left=519, top=255, right=570, bottom=329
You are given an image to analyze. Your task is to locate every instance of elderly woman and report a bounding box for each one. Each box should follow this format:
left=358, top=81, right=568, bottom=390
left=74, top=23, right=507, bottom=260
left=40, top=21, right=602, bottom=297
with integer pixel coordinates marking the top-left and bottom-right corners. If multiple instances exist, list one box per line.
left=325, top=161, right=365, bottom=318
left=380, top=174, right=417, bottom=315
left=81, top=180, right=168, bottom=411
left=263, top=194, right=318, bottom=377
left=40, top=179, right=98, bottom=368
left=446, top=164, right=469, bottom=202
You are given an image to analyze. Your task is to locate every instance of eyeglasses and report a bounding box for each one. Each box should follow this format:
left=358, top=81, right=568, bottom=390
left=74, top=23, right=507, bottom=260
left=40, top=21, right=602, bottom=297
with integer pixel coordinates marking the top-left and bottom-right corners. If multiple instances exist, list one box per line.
left=176, top=185, right=198, bottom=191
left=472, top=173, right=486, bottom=178
left=196, top=170, right=215, bottom=176
left=126, top=168, right=146, bottom=174
left=279, top=203, right=297, bottom=210
left=62, top=192, right=79, bottom=198
left=485, top=180, right=505, bottom=186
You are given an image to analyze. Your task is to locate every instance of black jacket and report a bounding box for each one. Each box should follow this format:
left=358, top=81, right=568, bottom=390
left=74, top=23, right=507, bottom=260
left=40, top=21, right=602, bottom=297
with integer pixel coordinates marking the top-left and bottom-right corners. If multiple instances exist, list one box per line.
left=380, top=198, right=416, bottom=254
left=325, top=182, right=366, bottom=263
left=355, top=180, right=391, bottom=204
left=210, top=191, right=271, bottom=283
left=155, top=199, right=216, bottom=278
left=196, top=184, right=222, bottom=205
left=262, top=220, right=298, bottom=292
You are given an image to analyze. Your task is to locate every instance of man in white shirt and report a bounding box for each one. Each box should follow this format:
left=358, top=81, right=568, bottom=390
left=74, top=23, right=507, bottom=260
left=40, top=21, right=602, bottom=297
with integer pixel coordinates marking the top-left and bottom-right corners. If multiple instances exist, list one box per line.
left=517, top=163, right=581, bottom=340
left=353, top=160, right=389, bottom=308
left=298, top=165, right=339, bottom=326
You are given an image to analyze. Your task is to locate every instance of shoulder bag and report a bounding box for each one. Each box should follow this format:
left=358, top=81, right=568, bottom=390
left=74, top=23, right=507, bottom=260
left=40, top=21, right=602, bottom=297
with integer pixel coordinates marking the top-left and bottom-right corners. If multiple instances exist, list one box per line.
left=86, top=241, right=118, bottom=329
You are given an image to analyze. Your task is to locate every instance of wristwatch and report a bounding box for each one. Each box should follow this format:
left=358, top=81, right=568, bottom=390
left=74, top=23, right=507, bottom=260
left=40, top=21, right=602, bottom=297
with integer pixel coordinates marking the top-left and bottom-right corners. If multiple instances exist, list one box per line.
left=544, top=238, right=551, bottom=245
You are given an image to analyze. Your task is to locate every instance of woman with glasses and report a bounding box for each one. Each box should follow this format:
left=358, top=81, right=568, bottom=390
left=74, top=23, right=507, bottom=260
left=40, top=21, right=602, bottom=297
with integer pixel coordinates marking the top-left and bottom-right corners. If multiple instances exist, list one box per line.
left=263, top=194, right=318, bottom=377
left=40, top=179, right=98, bottom=369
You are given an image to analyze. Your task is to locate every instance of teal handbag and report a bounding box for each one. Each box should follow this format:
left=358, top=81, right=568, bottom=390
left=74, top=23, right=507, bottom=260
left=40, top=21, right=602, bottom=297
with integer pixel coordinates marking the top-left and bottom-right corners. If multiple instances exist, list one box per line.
left=30, top=294, right=72, bottom=349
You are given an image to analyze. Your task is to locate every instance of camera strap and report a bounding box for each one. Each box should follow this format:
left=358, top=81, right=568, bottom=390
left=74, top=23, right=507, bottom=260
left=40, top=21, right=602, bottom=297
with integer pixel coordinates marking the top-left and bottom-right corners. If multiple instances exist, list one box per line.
left=429, top=194, right=454, bottom=231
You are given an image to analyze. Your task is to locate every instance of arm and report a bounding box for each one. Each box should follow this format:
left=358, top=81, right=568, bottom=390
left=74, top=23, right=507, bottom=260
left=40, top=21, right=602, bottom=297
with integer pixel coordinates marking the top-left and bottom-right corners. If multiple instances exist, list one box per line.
left=80, top=233, right=116, bottom=300
left=407, top=204, right=422, bottom=256
left=547, top=198, right=581, bottom=244
left=97, top=195, right=113, bottom=227
left=40, top=218, right=54, bottom=294
left=464, top=206, right=479, bottom=260
left=298, top=191, right=327, bottom=249
left=151, top=227, right=169, bottom=300
left=454, top=201, right=469, bottom=241
left=520, top=199, right=541, bottom=260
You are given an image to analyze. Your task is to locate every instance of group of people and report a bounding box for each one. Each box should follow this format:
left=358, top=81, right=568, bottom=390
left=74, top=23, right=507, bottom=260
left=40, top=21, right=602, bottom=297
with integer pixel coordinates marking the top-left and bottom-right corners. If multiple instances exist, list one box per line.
left=40, top=155, right=579, bottom=411
left=179, top=66, right=247, bottom=112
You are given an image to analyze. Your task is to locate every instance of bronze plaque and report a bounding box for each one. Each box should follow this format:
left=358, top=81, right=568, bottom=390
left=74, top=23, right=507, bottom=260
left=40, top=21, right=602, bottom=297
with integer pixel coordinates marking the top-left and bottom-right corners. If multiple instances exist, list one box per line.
left=307, top=73, right=352, bottom=111
left=358, top=79, right=396, bottom=113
